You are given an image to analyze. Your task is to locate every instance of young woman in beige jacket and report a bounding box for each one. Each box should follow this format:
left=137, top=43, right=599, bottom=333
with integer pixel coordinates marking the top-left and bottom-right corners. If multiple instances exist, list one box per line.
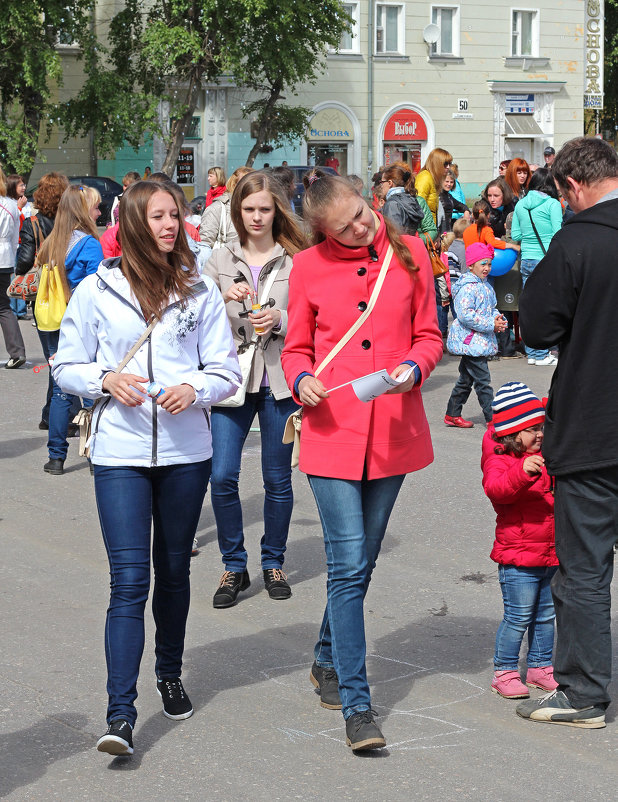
left=204, top=171, right=306, bottom=607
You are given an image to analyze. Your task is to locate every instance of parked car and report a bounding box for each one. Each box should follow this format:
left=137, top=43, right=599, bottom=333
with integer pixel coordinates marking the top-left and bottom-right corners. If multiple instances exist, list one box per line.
left=287, top=166, right=338, bottom=215
left=27, top=176, right=124, bottom=226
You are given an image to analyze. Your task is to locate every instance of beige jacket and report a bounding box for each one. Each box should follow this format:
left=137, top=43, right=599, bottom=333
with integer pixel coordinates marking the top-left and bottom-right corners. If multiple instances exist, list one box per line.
left=204, top=241, right=292, bottom=399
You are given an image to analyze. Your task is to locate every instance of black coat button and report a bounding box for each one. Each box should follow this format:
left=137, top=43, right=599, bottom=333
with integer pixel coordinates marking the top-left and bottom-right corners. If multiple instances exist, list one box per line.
left=358, top=301, right=367, bottom=311
left=357, top=267, right=367, bottom=276
left=361, top=339, right=371, bottom=350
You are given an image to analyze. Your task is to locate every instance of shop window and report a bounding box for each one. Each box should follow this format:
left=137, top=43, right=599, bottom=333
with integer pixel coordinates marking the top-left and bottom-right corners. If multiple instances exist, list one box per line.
left=333, top=2, right=360, bottom=54
left=430, top=6, right=460, bottom=57
left=375, top=3, right=405, bottom=55
left=511, top=9, right=539, bottom=57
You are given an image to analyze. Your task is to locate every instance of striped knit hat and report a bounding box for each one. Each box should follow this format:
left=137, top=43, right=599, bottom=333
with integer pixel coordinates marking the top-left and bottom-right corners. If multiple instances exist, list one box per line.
left=491, top=382, right=545, bottom=436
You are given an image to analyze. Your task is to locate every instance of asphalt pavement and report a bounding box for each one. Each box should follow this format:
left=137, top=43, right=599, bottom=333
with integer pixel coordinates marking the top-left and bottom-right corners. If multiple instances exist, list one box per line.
left=2, top=320, right=617, bottom=801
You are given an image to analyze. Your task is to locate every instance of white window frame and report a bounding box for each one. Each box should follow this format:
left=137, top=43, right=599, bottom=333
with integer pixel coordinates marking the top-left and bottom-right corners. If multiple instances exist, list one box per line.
left=430, top=5, right=460, bottom=57
left=331, top=1, right=361, bottom=54
left=511, top=8, right=540, bottom=57
left=375, top=2, right=405, bottom=56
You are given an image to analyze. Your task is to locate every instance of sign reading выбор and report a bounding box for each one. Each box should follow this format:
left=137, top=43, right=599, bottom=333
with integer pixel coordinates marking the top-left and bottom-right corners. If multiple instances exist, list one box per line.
left=584, top=0, right=604, bottom=110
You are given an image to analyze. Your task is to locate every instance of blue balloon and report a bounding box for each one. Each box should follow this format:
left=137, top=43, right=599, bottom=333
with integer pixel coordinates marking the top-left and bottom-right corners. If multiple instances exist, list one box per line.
left=489, top=248, right=518, bottom=276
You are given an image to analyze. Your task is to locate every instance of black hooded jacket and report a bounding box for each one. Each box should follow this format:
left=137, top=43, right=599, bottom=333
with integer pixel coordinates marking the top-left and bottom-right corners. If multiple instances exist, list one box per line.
left=519, top=196, right=618, bottom=475
left=15, top=214, right=54, bottom=275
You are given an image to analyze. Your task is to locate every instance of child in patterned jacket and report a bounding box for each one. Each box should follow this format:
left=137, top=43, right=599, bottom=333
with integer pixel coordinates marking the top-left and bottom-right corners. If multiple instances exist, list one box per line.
left=444, top=242, right=507, bottom=428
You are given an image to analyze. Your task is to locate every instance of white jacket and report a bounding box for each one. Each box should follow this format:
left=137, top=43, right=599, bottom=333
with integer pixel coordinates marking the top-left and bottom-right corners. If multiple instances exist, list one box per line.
left=52, top=258, right=241, bottom=467
left=0, top=196, right=19, bottom=271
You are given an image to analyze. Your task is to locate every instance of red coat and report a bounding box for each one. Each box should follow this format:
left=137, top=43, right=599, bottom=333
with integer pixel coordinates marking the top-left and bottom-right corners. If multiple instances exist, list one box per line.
left=281, top=216, right=443, bottom=480
left=481, top=429, right=557, bottom=567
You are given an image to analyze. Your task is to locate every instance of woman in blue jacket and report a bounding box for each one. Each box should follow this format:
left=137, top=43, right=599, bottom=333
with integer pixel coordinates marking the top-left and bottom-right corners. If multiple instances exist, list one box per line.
left=36, top=185, right=104, bottom=475
left=511, top=169, right=563, bottom=366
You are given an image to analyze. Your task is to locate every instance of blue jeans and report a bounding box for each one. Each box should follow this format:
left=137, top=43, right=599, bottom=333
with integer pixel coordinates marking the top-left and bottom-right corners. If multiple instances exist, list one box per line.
left=308, top=472, right=406, bottom=719
left=520, top=259, right=549, bottom=361
left=494, top=564, right=558, bottom=670
left=210, top=388, right=298, bottom=571
left=94, top=460, right=211, bottom=726
left=39, top=328, right=88, bottom=458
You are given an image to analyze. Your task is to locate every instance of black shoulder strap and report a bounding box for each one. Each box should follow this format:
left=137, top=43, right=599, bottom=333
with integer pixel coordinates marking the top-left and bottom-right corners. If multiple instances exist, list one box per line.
left=527, top=209, right=547, bottom=255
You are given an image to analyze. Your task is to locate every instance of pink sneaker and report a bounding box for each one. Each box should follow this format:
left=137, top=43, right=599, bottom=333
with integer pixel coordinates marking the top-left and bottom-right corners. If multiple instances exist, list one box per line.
left=526, top=666, right=559, bottom=691
left=491, top=670, right=530, bottom=699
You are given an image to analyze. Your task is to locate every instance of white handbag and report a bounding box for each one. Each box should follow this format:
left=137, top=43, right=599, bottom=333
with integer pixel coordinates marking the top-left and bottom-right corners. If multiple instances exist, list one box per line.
left=213, top=203, right=227, bottom=250
left=214, top=257, right=284, bottom=408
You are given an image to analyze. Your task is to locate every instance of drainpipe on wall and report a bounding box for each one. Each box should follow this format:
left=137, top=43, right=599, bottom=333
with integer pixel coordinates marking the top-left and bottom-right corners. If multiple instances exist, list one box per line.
left=89, top=8, right=97, bottom=175
left=367, top=0, right=374, bottom=182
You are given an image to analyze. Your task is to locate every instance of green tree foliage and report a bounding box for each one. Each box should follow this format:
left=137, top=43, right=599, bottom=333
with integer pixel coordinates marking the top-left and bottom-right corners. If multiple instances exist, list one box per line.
left=231, top=0, right=350, bottom=166
left=60, top=0, right=349, bottom=174
left=0, top=1, right=93, bottom=180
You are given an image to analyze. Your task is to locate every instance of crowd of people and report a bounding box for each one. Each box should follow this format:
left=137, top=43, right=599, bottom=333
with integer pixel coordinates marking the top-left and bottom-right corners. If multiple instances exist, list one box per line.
left=2, top=136, right=617, bottom=755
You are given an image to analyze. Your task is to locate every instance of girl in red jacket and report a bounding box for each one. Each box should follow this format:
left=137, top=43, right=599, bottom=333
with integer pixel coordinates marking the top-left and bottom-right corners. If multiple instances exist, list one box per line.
left=482, top=382, right=558, bottom=699
left=282, top=168, right=443, bottom=752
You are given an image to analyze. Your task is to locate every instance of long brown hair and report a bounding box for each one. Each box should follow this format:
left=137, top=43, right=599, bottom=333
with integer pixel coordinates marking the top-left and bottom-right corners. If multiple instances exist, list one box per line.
left=118, top=181, right=196, bottom=321
left=37, top=185, right=100, bottom=302
left=421, top=147, right=453, bottom=191
left=302, top=168, right=418, bottom=276
left=482, top=176, right=515, bottom=208
left=504, top=158, right=531, bottom=197
left=230, top=171, right=306, bottom=256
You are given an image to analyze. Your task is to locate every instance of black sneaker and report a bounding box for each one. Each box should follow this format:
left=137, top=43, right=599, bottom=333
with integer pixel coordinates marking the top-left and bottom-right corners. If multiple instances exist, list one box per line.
left=516, top=689, right=606, bottom=728
left=96, top=719, right=134, bottom=755
left=263, top=568, right=292, bottom=600
left=43, top=458, right=64, bottom=475
left=345, top=711, right=386, bottom=751
left=156, top=677, right=194, bottom=720
left=5, top=357, right=26, bottom=369
left=309, top=661, right=342, bottom=709
left=213, top=570, right=250, bottom=608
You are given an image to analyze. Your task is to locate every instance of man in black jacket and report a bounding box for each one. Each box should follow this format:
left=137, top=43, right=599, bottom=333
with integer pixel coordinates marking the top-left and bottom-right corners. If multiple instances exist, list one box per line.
left=516, top=137, right=618, bottom=729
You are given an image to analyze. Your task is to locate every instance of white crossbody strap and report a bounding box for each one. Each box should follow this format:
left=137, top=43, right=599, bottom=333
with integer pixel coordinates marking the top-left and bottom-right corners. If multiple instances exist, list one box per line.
left=315, top=244, right=393, bottom=378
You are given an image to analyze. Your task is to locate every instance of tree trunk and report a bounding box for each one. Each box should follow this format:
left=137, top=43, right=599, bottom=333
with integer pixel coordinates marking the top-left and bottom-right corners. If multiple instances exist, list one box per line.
left=18, top=89, right=44, bottom=184
left=161, top=69, right=204, bottom=177
left=245, top=83, right=282, bottom=167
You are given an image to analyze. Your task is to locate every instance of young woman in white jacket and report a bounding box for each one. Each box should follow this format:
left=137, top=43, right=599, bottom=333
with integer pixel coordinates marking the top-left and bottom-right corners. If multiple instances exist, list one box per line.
left=52, top=180, right=241, bottom=756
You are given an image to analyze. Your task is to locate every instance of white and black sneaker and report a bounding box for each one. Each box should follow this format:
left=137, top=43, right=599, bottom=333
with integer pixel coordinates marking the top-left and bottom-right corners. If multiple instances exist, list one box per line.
left=157, top=677, right=194, bottom=720
left=96, top=719, right=134, bottom=755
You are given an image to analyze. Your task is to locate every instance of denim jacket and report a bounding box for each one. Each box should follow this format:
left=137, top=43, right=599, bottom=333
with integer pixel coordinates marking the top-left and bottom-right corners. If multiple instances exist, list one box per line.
left=447, top=272, right=499, bottom=357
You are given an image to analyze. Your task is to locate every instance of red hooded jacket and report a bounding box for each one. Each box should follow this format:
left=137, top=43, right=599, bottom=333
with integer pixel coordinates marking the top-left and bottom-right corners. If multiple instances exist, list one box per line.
left=481, top=428, right=557, bottom=567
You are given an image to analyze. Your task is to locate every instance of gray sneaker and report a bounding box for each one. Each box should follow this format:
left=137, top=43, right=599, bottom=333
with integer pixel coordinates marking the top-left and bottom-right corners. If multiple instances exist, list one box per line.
left=516, top=689, right=606, bottom=728
left=345, top=711, right=386, bottom=751
left=310, top=661, right=342, bottom=709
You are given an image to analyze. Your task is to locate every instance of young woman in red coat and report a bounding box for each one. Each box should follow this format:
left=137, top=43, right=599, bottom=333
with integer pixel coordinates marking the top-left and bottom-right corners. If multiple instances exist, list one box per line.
left=281, top=168, right=443, bottom=752
left=482, top=382, right=558, bottom=700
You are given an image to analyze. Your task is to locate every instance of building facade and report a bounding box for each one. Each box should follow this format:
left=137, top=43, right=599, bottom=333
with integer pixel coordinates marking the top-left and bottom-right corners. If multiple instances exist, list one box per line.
left=32, top=1, right=588, bottom=200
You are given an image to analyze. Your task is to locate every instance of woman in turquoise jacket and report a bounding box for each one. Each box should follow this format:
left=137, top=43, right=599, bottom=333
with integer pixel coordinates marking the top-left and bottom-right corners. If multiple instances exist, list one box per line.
left=511, top=169, right=562, bottom=366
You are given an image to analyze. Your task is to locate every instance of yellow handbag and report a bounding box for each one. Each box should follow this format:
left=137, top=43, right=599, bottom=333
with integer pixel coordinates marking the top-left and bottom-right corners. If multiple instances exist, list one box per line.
left=34, top=264, right=68, bottom=331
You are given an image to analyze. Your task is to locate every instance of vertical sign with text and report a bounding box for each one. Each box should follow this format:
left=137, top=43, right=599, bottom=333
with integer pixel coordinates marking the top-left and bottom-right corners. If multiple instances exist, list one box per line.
left=584, top=0, right=604, bottom=109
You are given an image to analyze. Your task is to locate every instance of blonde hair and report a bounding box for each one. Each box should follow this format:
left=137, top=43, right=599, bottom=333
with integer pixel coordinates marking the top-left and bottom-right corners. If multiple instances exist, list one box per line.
left=0, top=167, right=7, bottom=196
left=208, top=166, right=226, bottom=187
left=80, top=185, right=101, bottom=213
left=226, top=166, right=254, bottom=195
left=441, top=232, right=455, bottom=252
left=37, top=185, right=100, bottom=302
left=422, top=147, right=454, bottom=191
left=452, top=217, right=469, bottom=238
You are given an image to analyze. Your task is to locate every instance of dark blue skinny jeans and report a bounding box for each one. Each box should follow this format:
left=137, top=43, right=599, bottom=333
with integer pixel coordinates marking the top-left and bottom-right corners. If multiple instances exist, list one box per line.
left=94, top=460, right=211, bottom=726
left=210, top=388, right=297, bottom=571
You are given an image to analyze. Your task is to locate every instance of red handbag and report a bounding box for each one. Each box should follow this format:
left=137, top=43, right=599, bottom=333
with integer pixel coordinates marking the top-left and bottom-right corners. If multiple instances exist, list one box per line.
left=6, top=216, right=44, bottom=300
